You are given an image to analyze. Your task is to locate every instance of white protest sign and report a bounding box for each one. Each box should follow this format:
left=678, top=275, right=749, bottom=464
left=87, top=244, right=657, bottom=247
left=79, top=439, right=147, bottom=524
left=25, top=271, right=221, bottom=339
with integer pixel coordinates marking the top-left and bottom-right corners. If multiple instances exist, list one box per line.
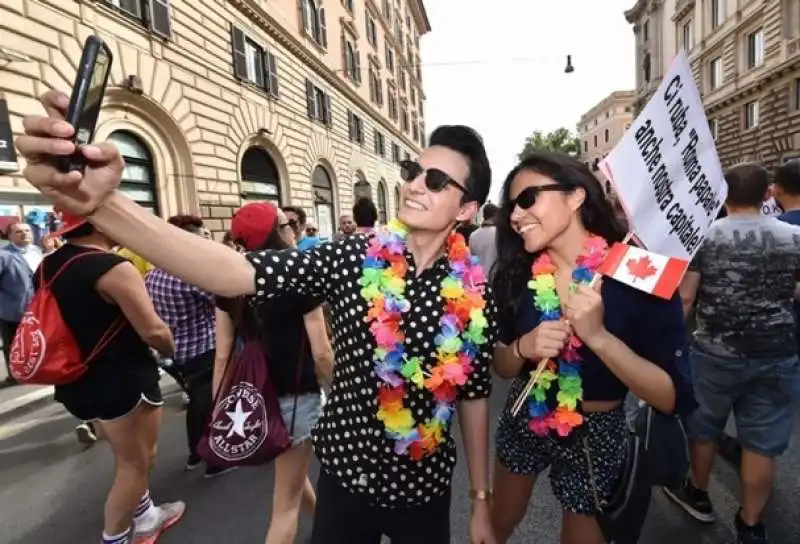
left=599, top=51, right=727, bottom=261
left=761, top=197, right=782, bottom=216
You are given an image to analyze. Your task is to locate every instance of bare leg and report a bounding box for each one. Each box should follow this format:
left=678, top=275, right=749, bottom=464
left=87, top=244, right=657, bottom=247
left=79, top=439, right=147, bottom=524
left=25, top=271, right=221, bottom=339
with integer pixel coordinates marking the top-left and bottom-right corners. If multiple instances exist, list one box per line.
left=690, top=439, right=717, bottom=490
left=561, top=511, right=605, bottom=544
left=491, top=459, right=537, bottom=544
left=739, top=449, right=774, bottom=525
left=265, top=440, right=314, bottom=544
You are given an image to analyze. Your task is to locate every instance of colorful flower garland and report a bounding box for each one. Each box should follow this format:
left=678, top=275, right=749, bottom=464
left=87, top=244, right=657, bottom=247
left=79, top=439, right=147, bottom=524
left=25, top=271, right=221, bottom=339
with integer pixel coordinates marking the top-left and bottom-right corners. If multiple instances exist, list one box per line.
left=526, top=236, right=607, bottom=437
left=359, top=218, right=489, bottom=460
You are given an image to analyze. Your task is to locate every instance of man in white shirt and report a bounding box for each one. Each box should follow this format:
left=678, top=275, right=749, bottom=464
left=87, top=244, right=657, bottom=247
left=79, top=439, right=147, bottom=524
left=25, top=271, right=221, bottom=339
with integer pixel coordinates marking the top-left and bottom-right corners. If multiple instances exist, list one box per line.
left=469, top=203, right=498, bottom=279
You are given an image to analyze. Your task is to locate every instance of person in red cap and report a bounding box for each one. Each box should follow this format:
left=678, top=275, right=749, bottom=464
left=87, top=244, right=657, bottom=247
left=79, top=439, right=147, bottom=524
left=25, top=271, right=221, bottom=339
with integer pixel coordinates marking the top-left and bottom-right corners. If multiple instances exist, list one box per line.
left=40, top=210, right=185, bottom=544
left=17, top=97, right=498, bottom=544
left=215, top=201, right=333, bottom=543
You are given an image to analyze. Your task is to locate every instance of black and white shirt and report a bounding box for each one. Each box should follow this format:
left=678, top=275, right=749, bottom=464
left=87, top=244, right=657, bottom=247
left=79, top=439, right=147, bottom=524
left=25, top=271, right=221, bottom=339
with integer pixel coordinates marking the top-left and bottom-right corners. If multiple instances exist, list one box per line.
left=246, top=235, right=498, bottom=508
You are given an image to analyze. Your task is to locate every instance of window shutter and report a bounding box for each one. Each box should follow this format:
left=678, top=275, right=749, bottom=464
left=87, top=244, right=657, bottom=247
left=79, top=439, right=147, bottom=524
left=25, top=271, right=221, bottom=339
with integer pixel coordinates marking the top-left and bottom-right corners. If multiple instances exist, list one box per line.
left=148, top=0, right=172, bottom=39
left=231, top=25, right=247, bottom=80
left=319, top=7, right=328, bottom=48
left=267, top=52, right=279, bottom=98
left=300, top=0, right=308, bottom=32
left=324, top=93, right=333, bottom=126
left=347, top=109, right=354, bottom=140
left=342, top=35, right=349, bottom=78
left=355, top=50, right=362, bottom=83
left=305, top=79, right=315, bottom=119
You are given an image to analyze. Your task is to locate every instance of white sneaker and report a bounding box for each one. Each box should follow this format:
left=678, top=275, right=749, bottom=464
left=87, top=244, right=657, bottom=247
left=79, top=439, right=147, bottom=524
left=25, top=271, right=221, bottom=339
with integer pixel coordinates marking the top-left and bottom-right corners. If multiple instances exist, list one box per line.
left=133, top=501, right=185, bottom=544
left=75, top=422, right=97, bottom=444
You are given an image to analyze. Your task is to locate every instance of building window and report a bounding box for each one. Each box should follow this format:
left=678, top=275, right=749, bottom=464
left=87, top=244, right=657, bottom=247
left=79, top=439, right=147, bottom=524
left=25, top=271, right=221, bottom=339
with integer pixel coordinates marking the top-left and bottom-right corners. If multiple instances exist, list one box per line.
left=682, top=20, right=693, bottom=52
left=374, top=130, right=385, bottom=156
left=343, top=38, right=362, bottom=83
left=604, top=128, right=610, bottom=143
left=377, top=181, right=388, bottom=224
left=746, top=29, right=765, bottom=69
left=393, top=185, right=400, bottom=217
left=365, top=15, right=377, bottom=47
left=231, top=26, right=280, bottom=97
left=709, top=57, right=723, bottom=90
left=708, top=118, right=719, bottom=140
left=312, top=165, right=335, bottom=238
left=793, top=78, right=800, bottom=111
left=410, top=87, right=416, bottom=105
left=643, top=20, right=649, bottom=41
left=347, top=110, right=365, bottom=145
left=784, top=0, right=800, bottom=39
left=391, top=142, right=401, bottom=163
left=381, top=0, right=391, bottom=22
left=744, top=101, right=760, bottom=129
left=412, top=117, right=418, bottom=141
left=593, top=134, right=598, bottom=148
left=108, top=131, right=159, bottom=214
left=240, top=146, right=281, bottom=204
left=583, top=140, right=588, bottom=152
left=354, top=177, right=371, bottom=201
left=398, top=69, right=406, bottom=92
left=404, top=151, right=411, bottom=161
left=305, top=80, right=332, bottom=126
left=104, top=0, right=172, bottom=38
left=301, top=0, right=327, bottom=48
left=419, top=123, right=425, bottom=146
left=385, top=42, right=394, bottom=72
left=368, top=67, right=383, bottom=105
left=388, top=91, right=398, bottom=121
left=343, top=0, right=354, bottom=13
left=711, top=0, right=724, bottom=29
left=400, top=108, right=409, bottom=133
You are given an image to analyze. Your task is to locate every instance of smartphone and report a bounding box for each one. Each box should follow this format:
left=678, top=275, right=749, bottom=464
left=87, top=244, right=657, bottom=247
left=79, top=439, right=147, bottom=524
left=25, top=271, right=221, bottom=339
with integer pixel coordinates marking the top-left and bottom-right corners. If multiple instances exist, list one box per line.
left=56, top=35, right=113, bottom=173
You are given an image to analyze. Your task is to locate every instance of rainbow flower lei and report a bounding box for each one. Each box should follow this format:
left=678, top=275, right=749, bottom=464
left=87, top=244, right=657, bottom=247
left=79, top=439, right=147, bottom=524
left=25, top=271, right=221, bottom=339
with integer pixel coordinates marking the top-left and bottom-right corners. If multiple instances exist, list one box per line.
left=358, top=218, right=489, bottom=460
left=526, top=236, right=607, bottom=437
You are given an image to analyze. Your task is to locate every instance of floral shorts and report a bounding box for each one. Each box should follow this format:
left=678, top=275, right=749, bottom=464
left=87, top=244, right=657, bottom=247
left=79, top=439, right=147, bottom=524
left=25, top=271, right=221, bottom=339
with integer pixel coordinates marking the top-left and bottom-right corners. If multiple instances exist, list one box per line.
left=495, top=379, right=629, bottom=514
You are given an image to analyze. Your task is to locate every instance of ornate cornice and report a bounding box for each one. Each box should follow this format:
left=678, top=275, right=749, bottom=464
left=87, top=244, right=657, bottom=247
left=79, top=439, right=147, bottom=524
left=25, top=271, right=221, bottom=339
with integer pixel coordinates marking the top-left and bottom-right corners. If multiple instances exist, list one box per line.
left=705, top=57, right=800, bottom=113
left=409, top=0, right=432, bottom=34
left=340, top=17, right=360, bottom=40
left=624, top=0, right=648, bottom=23
left=229, top=0, right=419, bottom=151
left=672, top=0, right=695, bottom=22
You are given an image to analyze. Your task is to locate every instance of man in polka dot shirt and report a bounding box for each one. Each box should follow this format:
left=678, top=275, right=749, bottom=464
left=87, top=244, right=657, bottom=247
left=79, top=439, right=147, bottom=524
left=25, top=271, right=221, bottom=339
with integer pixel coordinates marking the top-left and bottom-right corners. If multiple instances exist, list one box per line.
left=17, top=93, right=498, bottom=544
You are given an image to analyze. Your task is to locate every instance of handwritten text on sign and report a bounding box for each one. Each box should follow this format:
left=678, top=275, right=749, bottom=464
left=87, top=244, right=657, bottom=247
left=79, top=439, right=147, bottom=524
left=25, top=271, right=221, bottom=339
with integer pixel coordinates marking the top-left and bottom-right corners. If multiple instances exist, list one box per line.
left=600, top=51, right=727, bottom=261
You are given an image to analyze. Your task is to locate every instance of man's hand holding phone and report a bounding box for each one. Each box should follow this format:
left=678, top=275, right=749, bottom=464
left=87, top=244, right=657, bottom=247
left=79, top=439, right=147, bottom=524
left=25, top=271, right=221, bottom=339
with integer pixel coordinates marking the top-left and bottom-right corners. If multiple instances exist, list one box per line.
left=16, top=90, right=124, bottom=216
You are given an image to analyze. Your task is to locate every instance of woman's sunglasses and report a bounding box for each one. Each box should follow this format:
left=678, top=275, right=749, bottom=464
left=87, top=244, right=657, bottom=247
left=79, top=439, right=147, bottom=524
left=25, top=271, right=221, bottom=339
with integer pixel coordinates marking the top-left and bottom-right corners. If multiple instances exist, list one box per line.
left=511, top=184, right=571, bottom=210
left=399, top=160, right=467, bottom=194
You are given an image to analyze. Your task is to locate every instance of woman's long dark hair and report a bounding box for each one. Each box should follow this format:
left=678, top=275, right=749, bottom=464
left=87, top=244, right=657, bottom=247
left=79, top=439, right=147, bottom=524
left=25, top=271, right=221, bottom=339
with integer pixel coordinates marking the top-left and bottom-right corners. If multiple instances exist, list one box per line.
left=491, top=152, right=626, bottom=313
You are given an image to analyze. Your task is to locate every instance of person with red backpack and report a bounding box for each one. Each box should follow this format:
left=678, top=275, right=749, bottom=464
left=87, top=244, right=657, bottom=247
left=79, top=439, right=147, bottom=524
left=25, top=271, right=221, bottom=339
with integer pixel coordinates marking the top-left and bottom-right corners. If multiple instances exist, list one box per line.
left=11, top=211, right=185, bottom=544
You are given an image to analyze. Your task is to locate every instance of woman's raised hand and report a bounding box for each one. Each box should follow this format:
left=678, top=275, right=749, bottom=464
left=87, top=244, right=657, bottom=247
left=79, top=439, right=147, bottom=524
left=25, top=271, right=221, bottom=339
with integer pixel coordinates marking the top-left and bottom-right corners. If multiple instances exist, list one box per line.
left=517, top=320, right=571, bottom=360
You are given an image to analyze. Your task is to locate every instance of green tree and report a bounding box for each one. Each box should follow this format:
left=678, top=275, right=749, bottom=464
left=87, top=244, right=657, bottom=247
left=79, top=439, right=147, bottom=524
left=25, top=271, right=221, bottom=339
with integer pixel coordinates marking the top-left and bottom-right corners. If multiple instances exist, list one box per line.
left=518, top=128, right=581, bottom=160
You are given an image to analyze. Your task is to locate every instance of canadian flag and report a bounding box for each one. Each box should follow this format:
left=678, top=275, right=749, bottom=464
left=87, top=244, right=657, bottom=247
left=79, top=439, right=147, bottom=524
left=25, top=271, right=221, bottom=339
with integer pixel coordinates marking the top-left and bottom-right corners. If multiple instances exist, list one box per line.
left=598, top=243, right=689, bottom=300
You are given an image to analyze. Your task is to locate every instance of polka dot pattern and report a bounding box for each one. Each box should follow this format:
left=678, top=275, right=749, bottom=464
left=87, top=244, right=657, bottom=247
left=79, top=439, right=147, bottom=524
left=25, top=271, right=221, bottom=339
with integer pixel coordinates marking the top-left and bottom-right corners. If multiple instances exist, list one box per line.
left=246, top=236, right=498, bottom=507
left=495, top=377, right=628, bottom=514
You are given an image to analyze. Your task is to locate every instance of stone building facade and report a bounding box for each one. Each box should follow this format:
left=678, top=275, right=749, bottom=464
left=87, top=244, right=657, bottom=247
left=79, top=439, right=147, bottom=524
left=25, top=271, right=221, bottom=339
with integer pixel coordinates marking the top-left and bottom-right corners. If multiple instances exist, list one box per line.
left=626, top=0, right=800, bottom=171
left=577, top=90, right=635, bottom=183
left=0, top=0, right=429, bottom=238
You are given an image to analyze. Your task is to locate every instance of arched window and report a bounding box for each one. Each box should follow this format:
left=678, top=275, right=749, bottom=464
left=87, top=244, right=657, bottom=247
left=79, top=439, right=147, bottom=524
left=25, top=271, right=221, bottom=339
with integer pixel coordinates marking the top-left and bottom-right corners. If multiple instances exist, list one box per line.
left=312, top=165, right=335, bottom=238
left=240, top=147, right=281, bottom=205
left=394, top=185, right=401, bottom=217
left=353, top=176, right=371, bottom=201
left=108, top=131, right=159, bottom=214
left=377, top=180, right=388, bottom=225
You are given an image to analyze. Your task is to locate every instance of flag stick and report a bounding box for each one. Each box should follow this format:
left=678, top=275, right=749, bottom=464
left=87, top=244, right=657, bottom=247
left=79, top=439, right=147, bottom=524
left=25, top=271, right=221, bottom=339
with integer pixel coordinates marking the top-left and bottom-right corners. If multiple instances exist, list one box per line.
left=509, top=231, right=634, bottom=418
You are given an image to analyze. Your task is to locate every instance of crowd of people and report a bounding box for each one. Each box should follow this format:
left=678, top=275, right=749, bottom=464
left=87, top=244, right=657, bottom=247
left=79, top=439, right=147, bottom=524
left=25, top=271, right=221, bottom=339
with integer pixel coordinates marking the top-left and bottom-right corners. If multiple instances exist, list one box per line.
left=1, top=87, right=798, bottom=544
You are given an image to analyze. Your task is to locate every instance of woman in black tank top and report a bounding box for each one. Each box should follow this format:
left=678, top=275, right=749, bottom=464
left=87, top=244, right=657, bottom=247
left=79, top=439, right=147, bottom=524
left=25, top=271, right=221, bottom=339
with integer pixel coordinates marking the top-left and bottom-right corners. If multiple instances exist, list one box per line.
left=45, top=213, right=185, bottom=543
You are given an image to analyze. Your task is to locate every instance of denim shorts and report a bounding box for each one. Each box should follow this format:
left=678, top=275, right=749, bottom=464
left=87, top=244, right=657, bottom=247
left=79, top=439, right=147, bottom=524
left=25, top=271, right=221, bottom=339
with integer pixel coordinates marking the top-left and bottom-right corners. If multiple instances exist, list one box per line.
left=689, top=348, right=800, bottom=457
left=279, top=392, right=322, bottom=446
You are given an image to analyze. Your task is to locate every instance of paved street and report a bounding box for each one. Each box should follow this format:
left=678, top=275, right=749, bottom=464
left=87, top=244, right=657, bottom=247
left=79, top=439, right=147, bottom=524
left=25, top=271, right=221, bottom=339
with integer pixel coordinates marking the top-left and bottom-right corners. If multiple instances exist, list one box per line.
left=0, top=377, right=798, bottom=544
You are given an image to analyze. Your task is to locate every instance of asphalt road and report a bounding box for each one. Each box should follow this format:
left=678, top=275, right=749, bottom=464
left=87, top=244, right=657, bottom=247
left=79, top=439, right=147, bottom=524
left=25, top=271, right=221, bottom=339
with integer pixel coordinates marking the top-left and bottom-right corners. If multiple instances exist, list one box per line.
left=0, top=378, right=798, bottom=544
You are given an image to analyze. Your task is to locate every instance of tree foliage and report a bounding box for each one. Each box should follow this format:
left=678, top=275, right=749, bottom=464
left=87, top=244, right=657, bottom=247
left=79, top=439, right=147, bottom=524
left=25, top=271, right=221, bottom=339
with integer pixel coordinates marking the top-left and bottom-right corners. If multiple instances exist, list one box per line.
left=518, top=128, right=581, bottom=161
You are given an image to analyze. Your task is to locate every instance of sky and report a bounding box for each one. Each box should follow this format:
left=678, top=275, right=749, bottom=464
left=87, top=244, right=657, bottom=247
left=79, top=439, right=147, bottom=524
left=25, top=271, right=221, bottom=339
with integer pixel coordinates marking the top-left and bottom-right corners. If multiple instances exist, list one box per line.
left=419, top=0, right=637, bottom=202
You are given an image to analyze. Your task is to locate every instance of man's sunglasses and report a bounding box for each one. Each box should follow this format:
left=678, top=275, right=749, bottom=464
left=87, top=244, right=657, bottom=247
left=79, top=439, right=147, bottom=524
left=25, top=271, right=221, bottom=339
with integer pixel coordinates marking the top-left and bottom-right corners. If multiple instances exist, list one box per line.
left=399, top=160, right=467, bottom=194
left=511, top=184, right=571, bottom=210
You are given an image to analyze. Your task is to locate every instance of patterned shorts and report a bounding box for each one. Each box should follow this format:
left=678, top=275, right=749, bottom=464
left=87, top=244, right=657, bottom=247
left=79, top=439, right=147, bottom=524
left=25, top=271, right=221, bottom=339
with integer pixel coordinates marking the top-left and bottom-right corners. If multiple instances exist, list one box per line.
left=495, top=379, right=629, bottom=514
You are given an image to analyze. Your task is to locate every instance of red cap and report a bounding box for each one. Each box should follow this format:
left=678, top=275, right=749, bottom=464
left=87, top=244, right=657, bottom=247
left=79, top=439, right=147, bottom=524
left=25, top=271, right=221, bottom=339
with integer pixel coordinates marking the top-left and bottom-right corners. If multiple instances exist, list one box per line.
left=231, top=202, right=278, bottom=251
left=52, top=209, right=88, bottom=237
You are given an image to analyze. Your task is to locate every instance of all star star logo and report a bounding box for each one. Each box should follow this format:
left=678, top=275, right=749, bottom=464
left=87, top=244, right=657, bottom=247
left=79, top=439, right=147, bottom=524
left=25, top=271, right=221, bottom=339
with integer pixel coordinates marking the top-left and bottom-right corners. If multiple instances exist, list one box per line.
left=208, top=381, right=268, bottom=462
left=9, top=313, right=46, bottom=381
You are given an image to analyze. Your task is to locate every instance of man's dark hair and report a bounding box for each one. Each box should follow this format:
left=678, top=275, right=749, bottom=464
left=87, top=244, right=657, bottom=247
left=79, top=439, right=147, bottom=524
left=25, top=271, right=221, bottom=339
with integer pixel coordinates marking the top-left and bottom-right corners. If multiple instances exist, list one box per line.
left=482, top=203, right=498, bottom=222
left=282, top=206, right=307, bottom=225
left=62, top=222, right=96, bottom=240
left=353, top=197, right=378, bottom=228
left=428, top=125, right=492, bottom=206
left=724, top=163, right=769, bottom=208
left=167, top=214, right=203, bottom=233
left=774, top=159, right=800, bottom=196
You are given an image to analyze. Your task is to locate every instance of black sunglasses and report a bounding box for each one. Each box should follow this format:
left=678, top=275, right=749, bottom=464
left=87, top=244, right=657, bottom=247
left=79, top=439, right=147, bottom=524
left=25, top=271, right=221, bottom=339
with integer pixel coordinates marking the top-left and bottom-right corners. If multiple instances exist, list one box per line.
left=511, top=184, right=571, bottom=210
left=399, top=160, right=467, bottom=194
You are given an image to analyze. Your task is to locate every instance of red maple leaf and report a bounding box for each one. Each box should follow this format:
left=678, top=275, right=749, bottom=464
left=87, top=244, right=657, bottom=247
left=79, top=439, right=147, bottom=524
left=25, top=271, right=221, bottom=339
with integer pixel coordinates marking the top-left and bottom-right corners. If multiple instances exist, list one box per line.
left=626, top=255, right=658, bottom=281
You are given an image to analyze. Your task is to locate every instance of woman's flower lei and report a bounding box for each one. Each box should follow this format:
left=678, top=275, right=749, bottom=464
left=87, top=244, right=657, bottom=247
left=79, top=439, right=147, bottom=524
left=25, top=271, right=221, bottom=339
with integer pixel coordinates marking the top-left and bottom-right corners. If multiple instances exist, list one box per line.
left=358, top=218, right=489, bottom=460
left=526, top=235, right=608, bottom=437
